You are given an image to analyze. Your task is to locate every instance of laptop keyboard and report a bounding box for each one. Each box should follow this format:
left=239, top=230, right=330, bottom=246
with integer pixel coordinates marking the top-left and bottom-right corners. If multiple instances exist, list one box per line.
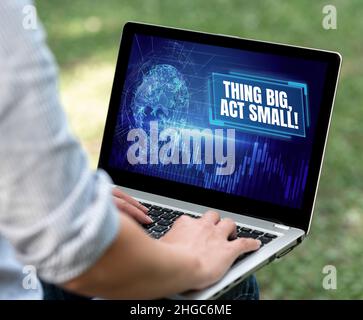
left=141, top=202, right=278, bottom=257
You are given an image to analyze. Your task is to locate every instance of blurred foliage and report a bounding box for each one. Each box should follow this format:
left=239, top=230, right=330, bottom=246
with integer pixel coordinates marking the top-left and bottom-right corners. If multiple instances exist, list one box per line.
left=36, top=0, right=363, bottom=299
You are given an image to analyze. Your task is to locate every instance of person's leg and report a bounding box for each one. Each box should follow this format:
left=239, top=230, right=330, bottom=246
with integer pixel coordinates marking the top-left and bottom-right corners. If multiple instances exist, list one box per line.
left=217, top=275, right=259, bottom=300
left=41, top=275, right=259, bottom=300
left=41, top=280, right=92, bottom=300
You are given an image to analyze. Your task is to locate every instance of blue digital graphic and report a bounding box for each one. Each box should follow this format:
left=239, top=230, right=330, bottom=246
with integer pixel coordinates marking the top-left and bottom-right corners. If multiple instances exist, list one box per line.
left=209, top=72, right=309, bottom=138
left=109, top=34, right=327, bottom=208
left=132, top=64, right=189, bottom=128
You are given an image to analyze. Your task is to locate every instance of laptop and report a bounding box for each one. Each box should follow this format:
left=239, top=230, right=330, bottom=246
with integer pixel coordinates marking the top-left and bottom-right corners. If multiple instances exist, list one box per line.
left=98, top=22, right=341, bottom=299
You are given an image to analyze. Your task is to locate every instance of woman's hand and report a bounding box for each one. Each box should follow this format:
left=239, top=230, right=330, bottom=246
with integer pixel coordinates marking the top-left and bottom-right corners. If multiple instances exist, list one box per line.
left=112, top=187, right=153, bottom=224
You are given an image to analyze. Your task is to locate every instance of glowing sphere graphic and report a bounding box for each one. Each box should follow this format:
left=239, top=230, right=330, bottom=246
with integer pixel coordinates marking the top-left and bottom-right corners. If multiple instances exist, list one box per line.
left=132, top=64, right=189, bottom=128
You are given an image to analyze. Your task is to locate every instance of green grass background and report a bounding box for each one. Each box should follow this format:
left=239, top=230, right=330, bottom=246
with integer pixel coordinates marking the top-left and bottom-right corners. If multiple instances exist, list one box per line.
left=36, top=0, right=363, bottom=299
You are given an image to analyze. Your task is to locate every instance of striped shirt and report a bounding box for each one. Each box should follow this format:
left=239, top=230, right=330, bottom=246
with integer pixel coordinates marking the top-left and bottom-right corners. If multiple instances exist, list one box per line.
left=0, top=0, right=120, bottom=299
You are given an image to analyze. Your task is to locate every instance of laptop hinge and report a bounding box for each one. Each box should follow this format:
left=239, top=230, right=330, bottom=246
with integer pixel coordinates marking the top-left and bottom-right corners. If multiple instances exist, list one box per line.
left=274, top=223, right=290, bottom=230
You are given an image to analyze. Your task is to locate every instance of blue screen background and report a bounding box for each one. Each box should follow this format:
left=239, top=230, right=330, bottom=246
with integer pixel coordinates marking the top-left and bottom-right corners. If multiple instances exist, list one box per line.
left=109, top=34, right=327, bottom=208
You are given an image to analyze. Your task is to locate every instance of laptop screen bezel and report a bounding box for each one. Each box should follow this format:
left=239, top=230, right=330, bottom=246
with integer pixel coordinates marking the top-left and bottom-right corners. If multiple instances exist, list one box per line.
left=98, top=22, right=341, bottom=233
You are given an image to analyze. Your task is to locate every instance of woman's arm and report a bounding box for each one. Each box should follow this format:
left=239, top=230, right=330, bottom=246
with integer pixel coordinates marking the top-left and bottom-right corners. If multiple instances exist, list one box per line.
left=64, top=212, right=260, bottom=299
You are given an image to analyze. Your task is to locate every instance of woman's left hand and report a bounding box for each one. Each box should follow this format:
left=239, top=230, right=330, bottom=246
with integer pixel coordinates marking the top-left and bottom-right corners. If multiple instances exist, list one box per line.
left=112, top=187, right=153, bottom=225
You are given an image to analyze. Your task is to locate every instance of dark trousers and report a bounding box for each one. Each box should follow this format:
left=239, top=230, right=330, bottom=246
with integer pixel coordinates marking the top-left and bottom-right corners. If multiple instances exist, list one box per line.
left=41, top=275, right=259, bottom=300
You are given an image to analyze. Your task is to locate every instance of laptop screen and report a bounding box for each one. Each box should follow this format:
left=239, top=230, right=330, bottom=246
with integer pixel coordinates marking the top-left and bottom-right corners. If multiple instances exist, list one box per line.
left=108, top=33, right=328, bottom=209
